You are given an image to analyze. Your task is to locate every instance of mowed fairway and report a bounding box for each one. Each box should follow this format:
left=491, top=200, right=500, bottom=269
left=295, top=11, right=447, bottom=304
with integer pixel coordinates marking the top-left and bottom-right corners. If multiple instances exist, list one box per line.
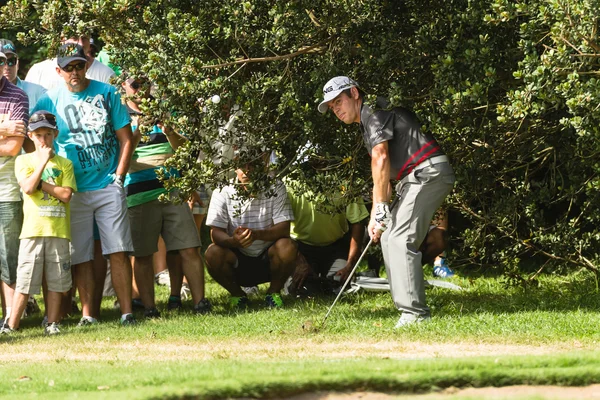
left=2, top=268, right=600, bottom=399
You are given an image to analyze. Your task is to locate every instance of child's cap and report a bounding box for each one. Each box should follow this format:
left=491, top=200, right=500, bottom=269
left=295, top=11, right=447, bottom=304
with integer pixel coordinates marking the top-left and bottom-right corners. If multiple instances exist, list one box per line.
left=29, top=111, right=58, bottom=132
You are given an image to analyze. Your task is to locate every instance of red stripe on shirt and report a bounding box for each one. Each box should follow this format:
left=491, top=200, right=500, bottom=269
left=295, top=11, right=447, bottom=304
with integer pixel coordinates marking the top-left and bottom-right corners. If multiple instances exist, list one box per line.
left=395, top=140, right=435, bottom=180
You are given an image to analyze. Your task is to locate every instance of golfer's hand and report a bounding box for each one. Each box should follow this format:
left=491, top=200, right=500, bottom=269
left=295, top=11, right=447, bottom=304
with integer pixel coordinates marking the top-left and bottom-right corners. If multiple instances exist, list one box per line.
left=292, top=252, right=312, bottom=290
left=368, top=218, right=383, bottom=243
left=233, top=227, right=254, bottom=248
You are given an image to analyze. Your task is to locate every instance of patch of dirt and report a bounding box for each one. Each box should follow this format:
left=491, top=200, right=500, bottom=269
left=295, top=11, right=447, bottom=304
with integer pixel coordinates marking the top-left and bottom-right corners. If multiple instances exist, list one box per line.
left=264, top=385, right=600, bottom=399
left=0, top=337, right=591, bottom=362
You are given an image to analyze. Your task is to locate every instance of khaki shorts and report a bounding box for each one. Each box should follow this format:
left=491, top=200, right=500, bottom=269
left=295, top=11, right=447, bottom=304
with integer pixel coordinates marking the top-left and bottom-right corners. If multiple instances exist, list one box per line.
left=129, top=200, right=201, bottom=257
left=15, top=237, right=72, bottom=295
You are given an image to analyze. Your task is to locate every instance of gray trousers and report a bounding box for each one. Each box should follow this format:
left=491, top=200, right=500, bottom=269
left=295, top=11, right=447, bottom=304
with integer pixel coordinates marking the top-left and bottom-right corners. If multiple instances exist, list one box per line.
left=381, top=161, right=455, bottom=317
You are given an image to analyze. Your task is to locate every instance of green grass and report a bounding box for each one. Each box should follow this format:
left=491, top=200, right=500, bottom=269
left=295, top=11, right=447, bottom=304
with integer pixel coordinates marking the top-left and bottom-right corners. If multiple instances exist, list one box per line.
left=2, top=268, right=600, bottom=398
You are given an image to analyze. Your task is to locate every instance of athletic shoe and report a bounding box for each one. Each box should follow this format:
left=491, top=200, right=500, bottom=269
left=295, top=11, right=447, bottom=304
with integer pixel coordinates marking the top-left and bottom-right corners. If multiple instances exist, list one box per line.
left=194, top=298, right=212, bottom=315
left=167, top=295, right=183, bottom=311
left=433, top=257, right=455, bottom=278
left=44, top=322, right=61, bottom=336
left=242, top=286, right=259, bottom=296
left=230, top=296, right=249, bottom=309
left=180, top=282, right=191, bottom=300
left=132, top=298, right=145, bottom=310
left=265, top=293, right=283, bottom=308
left=0, top=324, right=15, bottom=335
left=77, top=317, right=98, bottom=327
left=144, top=307, right=161, bottom=319
left=121, top=314, right=137, bottom=326
left=155, top=270, right=171, bottom=287
left=394, top=314, right=431, bottom=329
left=24, top=296, right=41, bottom=317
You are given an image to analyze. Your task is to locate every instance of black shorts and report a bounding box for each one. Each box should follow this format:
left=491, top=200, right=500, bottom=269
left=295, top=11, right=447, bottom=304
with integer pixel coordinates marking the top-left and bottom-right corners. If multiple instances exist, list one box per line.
left=296, top=231, right=351, bottom=277
left=232, top=245, right=273, bottom=287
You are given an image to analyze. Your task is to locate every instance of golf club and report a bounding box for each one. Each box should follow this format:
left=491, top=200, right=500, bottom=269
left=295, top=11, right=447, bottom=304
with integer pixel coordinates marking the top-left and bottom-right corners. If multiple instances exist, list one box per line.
left=320, top=195, right=400, bottom=328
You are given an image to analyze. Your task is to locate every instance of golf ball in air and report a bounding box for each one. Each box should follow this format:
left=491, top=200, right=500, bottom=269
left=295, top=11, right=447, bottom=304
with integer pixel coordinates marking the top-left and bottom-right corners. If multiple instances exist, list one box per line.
left=211, top=95, right=221, bottom=104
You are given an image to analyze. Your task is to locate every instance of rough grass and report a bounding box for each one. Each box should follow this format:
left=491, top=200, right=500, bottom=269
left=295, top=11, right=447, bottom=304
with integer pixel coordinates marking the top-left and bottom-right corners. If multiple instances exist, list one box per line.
left=2, top=267, right=600, bottom=398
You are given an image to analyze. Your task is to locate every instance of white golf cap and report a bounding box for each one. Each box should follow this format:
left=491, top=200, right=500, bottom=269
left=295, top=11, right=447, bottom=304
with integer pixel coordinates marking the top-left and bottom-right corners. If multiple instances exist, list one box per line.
left=318, top=76, right=359, bottom=113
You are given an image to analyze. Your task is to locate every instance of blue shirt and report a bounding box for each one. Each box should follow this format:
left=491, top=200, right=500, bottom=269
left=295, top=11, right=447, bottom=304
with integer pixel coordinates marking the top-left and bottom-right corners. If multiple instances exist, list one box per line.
left=16, top=77, right=46, bottom=112
left=33, top=80, right=131, bottom=192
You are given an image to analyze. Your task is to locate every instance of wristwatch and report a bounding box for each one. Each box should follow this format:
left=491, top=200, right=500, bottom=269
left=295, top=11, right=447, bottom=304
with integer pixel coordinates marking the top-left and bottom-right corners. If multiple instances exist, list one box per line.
left=114, top=174, right=126, bottom=187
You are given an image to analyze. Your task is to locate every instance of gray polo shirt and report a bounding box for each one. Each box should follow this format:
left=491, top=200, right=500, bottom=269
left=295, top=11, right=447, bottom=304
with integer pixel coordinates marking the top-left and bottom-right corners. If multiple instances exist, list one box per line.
left=359, top=104, right=445, bottom=180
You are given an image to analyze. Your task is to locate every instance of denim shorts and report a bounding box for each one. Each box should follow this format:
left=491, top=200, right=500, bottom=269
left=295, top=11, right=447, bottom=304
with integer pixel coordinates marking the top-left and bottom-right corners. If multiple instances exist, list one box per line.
left=0, top=201, right=23, bottom=285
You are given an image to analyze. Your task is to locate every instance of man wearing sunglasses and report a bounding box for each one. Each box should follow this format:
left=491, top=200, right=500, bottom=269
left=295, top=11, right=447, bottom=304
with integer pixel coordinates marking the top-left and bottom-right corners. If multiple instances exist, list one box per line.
left=0, top=39, right=46, bottom=112
left=32, top=43, right=136, bottom=326
left=0, top=49, right=29, bottom=325
left=25, top=36, right=115, bottom=91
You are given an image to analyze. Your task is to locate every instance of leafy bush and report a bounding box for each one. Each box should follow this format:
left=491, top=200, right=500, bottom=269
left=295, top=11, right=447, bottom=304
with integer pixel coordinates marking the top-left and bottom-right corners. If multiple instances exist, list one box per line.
left=2, top=0, right=599, bottom=277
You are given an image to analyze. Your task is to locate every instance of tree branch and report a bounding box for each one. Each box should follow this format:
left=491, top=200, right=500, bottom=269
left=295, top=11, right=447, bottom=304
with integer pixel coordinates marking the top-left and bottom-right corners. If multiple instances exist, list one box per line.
left=201, top=40, right=329, bottom=69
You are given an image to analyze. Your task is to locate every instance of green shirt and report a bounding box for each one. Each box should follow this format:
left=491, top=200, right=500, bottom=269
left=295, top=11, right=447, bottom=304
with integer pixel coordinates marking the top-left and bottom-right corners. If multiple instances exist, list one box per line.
left=288, top=191, right=369, bottom=246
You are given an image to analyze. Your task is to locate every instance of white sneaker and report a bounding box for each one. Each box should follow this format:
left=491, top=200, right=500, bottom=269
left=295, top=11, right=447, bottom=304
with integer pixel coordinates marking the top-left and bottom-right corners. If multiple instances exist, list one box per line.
left=394, top=314, right=431, bottom=329
left=44, top=322, right=61, bottom=336
left=155, top=270, right=171, bottom=287
left=242, top=286, right=259, bottom=296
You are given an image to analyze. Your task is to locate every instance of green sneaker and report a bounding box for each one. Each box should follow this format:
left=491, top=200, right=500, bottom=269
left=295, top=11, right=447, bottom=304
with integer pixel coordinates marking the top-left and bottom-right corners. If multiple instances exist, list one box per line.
left=230, top=296, right=249, bottom=309
left=265, top=293, right=283, bottom=308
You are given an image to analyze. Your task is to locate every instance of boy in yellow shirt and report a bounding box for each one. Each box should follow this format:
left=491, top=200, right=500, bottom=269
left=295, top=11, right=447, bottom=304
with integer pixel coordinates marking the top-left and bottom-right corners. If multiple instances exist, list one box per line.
left=0, top=111, right=76, bottom=335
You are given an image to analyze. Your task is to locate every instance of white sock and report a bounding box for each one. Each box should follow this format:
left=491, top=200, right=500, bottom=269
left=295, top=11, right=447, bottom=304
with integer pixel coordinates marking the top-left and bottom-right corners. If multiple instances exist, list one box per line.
left=5, top=306, right=11, bottom=320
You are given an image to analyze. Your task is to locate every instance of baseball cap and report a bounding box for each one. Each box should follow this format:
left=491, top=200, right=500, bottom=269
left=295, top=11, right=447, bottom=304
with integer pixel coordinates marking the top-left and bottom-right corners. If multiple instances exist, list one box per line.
left=318, top=76, right=359, bottom=113
left=57, top=43, right=87, bottom=69
left=0, top=39, right=17, bottom=57
left=28, top=111, right=58, bottom=132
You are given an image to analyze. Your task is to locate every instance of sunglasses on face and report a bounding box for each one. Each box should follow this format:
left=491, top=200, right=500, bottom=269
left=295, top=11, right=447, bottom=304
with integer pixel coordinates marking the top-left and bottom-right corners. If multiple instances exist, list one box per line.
left=129, top=80, right=149, bottom=90
left=30, top=113, right=57, bottom=125
left=2, top=58, right=17, bottom=67
left=61, top=62, right=86, bottom=73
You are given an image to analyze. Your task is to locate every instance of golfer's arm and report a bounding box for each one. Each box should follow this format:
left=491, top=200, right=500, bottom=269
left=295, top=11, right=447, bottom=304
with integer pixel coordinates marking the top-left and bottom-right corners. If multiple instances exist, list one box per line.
left=347, top=222, right=365, bottom=265
left=115, top=124, right=134, bottom=176
left=253, top=221, right=290, bottom=242
left=371, top=142, right=391, bottom=204
left=210, top=226, right=240, bottom=248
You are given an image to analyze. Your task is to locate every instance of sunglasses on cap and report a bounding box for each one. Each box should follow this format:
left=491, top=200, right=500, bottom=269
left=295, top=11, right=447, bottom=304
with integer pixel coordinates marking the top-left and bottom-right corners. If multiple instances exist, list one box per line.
left=30, top=112, right=57, bottom=125
left=61, top=62, right=86, bottom=73
left=0, top=57, right=17, bottom=67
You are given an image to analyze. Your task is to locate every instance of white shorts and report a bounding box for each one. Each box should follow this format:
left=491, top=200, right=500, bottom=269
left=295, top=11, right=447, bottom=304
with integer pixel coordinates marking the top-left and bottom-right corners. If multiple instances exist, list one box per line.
left=70, top=183, right=134, bottom=265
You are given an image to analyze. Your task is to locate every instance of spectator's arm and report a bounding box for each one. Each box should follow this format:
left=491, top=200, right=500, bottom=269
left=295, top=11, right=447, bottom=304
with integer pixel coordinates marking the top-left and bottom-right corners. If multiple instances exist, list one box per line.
left=0, top=135, right=24, bottom=157
left=210, top=226, right=242, bottom=249
left=41, top=182, right=73, bottom=203
left=114, top=124, right=134, bottom=176
left=253, top=221, right=291, bottom=242
left=161, top=124, right=187, bottom=151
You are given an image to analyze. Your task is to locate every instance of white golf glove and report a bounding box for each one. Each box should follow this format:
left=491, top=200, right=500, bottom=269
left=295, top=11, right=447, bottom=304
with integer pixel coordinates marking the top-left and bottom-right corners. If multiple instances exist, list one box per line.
left=373, top=202, right=392, bottom=232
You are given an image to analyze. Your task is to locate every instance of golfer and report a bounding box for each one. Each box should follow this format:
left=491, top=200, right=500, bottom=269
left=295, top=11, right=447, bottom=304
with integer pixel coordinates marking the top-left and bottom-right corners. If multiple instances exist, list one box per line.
left=318, top=76, right=455, bottom=328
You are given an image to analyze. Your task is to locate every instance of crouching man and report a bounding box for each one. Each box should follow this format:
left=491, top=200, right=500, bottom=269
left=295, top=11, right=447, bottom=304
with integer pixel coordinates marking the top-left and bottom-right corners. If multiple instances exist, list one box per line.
left=205, top=168, right=296, bottom=309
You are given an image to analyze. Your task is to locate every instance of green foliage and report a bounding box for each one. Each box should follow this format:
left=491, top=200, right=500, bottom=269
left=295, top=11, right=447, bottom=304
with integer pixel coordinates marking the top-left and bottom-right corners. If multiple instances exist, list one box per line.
left=2, top=0, right=600, bottom=276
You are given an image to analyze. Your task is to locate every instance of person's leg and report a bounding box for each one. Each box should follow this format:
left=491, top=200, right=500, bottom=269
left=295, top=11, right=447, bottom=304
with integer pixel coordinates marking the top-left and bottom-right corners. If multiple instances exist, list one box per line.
left=267, top=238, right=297, bottom=293
left=205, top=244, right=244, bottom=297
left=7, top=292, right=28, bottom=329
left=178, top=248, right=205, bottom=302
left=132, top=255, right=155, bottom=309
left=0, top=201, right=23, bottom=320
left=72, top=261, right=95, bottom=318
left=168, top=253, right=183, bottom=296
left=420, top=227, right=448, bottom=266
left=91, top=239, right=107, bottom=318
left=385, top=163, right=455, bottom=321
left=153, top=236, right=169, bottom=275
left=46, top=291, right=64, bottom=324
left=69, top=192, right=96, bottom=322
left=94, top=184, right=135, bottom=321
